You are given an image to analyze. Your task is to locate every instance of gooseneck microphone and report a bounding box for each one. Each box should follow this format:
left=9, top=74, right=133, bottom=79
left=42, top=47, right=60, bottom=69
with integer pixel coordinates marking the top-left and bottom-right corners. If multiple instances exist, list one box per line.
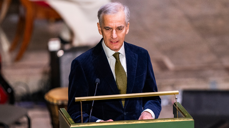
left=89, top=78, right=100, bottom=122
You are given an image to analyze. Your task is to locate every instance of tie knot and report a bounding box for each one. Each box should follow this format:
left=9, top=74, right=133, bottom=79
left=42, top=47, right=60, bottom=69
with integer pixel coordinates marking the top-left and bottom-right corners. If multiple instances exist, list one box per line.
left=113, top=52, right=120, bottom=60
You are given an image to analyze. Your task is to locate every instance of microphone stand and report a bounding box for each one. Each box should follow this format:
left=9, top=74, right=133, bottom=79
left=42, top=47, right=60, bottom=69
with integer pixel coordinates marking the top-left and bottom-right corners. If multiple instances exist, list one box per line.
left=89, top=78, right=100, bottom=122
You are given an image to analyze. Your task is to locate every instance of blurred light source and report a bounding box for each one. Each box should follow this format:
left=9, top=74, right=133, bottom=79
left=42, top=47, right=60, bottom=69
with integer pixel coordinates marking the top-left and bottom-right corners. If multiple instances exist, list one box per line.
left=48, top=38, right=61, bottom=51
left=57, top=50, right=64, bottom=57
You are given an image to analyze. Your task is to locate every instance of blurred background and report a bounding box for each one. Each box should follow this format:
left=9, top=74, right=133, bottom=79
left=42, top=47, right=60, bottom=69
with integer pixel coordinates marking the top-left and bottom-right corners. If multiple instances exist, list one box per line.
left=1, top=0, right=229, bottom=128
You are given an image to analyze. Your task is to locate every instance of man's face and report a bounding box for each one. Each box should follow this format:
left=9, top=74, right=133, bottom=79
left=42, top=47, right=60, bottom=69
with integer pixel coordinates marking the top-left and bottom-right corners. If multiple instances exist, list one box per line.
left=97, top=11, right=129, bottom=52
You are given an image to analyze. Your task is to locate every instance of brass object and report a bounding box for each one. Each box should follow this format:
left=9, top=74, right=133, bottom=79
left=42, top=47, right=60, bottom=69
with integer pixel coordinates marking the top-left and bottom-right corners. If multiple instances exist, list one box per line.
left=75, top=91, right=180, bottom=124
left=59, top=101, right=194, bottom=128
left=75, top=91, right=179, bottom=102
left=58, top=90, right=195, bottom=128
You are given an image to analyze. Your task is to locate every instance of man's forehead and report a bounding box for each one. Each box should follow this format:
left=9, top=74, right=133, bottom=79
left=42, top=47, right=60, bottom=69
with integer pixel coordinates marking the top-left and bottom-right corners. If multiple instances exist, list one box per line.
left=102, top=11, right=126, bottom=24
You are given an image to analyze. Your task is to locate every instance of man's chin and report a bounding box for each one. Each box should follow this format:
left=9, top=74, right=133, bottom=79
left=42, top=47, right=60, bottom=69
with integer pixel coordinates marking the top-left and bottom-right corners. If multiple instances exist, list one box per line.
left=110, top=47, right=121, bottom=52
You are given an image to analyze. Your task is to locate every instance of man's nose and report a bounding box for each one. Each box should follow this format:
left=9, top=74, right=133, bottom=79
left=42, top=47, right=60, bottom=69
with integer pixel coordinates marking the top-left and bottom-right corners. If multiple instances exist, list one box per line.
left=112, top=29, right=117, bottom=38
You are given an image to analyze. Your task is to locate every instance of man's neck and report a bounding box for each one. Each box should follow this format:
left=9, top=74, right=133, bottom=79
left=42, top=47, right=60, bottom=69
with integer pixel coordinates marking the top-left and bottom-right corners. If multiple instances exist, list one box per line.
left=102, top=40, right=125, bottom=58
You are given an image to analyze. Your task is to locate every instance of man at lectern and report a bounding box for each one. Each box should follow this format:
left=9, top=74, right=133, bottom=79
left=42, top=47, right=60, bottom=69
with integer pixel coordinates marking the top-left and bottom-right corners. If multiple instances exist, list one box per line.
left=68, top=2, right=161, bottom=123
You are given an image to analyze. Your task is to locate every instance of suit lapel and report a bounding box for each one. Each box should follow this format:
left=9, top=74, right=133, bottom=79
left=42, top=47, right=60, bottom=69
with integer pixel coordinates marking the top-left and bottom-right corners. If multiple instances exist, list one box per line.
left=125, top=42, right=138, bottom=106
left=125, top=43, right=138, bottom=93
left=92, top=41, right=120, bottom=94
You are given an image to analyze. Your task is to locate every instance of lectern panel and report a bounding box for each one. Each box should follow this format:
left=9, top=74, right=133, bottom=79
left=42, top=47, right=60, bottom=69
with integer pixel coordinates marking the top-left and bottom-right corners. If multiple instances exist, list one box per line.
left=59, top=91, right=194, bottom=128
left=59, top=102, right=194, bottom=128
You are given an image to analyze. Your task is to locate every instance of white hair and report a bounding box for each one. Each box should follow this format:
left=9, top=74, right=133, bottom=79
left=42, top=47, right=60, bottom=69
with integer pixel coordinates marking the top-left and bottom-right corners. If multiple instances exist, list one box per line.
left=97, top=2, right=130, bottom=26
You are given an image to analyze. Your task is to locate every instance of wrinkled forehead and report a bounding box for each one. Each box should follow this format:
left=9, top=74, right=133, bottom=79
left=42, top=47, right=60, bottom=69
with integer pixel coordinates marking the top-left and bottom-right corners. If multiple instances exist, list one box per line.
left=102, top=11, right=126, bottom=26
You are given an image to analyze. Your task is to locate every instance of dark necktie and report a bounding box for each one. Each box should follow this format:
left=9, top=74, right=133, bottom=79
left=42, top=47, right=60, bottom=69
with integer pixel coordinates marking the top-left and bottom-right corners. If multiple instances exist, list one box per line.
left=113, top=52, right=127, bottom=106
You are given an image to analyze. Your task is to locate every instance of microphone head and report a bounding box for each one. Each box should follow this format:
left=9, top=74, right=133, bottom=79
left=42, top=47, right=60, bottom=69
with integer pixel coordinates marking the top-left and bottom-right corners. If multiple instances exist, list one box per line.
left=95, top=78, right=100, bottom=84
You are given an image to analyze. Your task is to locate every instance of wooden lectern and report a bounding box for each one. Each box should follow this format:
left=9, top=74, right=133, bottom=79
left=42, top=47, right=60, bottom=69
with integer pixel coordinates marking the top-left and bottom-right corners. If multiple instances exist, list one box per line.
left=59, top=91, right=194, bottom=128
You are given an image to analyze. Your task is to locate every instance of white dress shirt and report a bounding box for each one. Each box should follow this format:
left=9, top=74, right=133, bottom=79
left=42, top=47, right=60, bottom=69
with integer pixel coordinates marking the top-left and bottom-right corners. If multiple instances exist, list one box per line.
left=102, top=40, right=127, bottom=80
left=96, top=41, right=155, bottom=122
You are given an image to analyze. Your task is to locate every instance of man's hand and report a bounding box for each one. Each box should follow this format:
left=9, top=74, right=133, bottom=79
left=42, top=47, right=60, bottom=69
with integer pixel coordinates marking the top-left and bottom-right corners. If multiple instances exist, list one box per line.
left=99, top=119, right=114, bottom=122
left=138, top=111, right=154, bottom=120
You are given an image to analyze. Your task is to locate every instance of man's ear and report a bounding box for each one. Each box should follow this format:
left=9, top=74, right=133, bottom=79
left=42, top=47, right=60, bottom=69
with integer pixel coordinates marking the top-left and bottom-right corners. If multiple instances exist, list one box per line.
left=97, top=23, right=102, bottom=35
left=126, top=22, right=130, bottom=34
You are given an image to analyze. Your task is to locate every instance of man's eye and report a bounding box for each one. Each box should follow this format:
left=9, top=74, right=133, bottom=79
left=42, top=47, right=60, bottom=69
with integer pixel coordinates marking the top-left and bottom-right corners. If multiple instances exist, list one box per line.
left=105, top=28, right=111, bottom=30
left=117, top=27, right=124, bottom=30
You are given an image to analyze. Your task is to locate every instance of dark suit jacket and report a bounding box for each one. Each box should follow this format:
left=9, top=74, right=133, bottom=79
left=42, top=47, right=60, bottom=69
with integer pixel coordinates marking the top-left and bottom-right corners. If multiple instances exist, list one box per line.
left=67, top=39, right=161, bottom=123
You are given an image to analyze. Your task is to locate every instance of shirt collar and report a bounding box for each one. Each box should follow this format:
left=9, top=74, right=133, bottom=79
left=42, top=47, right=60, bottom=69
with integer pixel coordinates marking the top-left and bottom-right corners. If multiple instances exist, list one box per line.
left=102, top=40, right=125, bottom=58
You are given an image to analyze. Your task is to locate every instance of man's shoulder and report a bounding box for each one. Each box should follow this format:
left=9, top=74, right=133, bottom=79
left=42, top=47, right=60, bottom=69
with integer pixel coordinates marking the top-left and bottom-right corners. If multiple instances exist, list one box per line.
left=73, top=48, right=93, bottom=63
left=125, top=41, right=148, bottom=55
left=72, top=42, right=102, bottom=64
